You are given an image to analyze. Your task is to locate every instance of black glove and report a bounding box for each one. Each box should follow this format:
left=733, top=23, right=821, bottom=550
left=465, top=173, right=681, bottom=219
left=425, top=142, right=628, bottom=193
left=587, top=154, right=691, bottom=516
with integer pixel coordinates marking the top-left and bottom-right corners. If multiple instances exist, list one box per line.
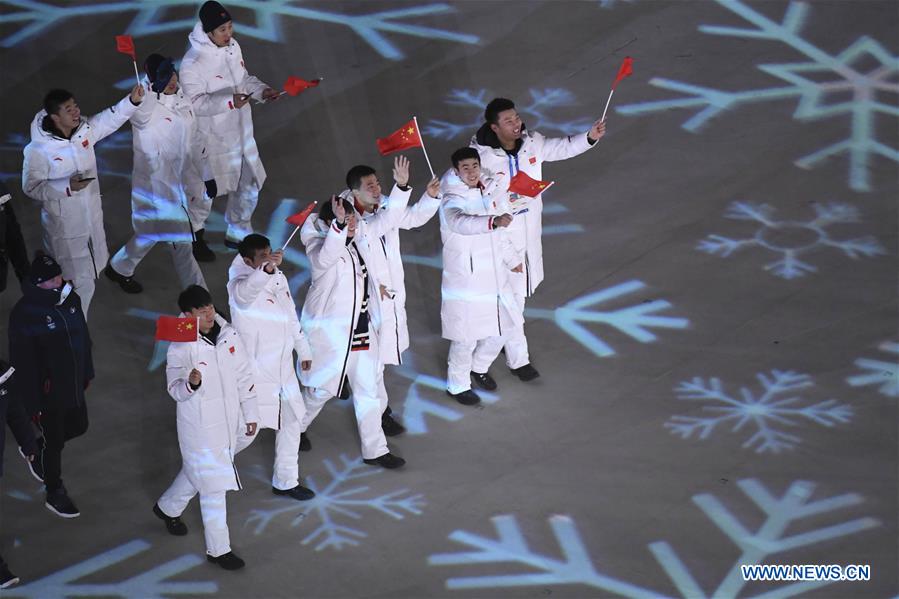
left=204, top=179, right=218, bottom=199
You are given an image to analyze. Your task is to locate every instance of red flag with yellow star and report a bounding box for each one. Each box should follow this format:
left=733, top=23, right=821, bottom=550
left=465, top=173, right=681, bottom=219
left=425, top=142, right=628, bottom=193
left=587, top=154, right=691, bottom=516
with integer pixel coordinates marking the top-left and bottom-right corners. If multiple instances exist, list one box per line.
left=376, top=119, right=423, bottom=155
left=508, top=171, right=554, bottom=197
left=155, top=316, right=198, bottom=342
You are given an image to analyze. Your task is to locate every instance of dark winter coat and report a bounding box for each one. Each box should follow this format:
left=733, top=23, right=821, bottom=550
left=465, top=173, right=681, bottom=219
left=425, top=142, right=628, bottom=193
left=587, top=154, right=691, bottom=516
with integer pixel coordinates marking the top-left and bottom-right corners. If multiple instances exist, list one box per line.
left=8, top=281, right=94, bottom=415
left=0, top=182, right=29, bottom=293
left=0, top=360, right=38, bottom=478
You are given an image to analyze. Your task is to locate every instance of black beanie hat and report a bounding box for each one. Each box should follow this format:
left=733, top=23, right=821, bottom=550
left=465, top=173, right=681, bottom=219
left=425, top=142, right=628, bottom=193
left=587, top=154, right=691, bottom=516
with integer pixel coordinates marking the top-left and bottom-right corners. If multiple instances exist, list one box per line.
left=144, top=54, right=176, bottom=93
left=199, top=1, right=231, bottom=33
left=30, top=252, right=62, bottom=285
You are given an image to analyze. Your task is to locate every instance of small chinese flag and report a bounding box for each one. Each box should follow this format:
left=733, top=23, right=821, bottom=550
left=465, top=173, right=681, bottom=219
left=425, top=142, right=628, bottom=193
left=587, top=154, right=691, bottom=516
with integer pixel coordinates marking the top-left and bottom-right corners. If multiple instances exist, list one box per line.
left=285, top=201, right=317, bottom=226
left=155, top=316, right=198, bottom=342
left=611, top=56, right=633, bottom=90
left=115, top=35, right=136, bottom=60
left=376, top=118, right=422, bottom=156
left=508, top=171, right=554, bottom=197
left=283, top=76, right=320, bottom=96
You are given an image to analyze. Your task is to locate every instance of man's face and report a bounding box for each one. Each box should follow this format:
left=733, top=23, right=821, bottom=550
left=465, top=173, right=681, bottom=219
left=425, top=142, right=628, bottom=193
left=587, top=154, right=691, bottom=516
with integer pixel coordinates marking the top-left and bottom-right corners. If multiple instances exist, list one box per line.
left=208, top=21, right=233, bottom=47
left=37, top=275, right=63, bottom=290
left=50, top=98, right=81, bottom=132
left=454, top=158, right=481, bottom=188
left=353, top=174, right=382, bottom=207
left=245, top=246, right=271, bottom=269
left=490, top=108, right=522, bottom=143
left=162, top=72, right=179, bottom=95
left=189, top=304, right=216, bottom=331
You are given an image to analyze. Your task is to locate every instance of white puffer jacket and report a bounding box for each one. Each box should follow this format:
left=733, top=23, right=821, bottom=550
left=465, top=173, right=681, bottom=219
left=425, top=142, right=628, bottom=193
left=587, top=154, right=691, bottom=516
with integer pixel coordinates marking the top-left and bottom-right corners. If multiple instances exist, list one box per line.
left=471, top=124, right=595, bottom=296
left=22, top=95, right=137, bottom=286
left=439, top=169, right=522, bottom=343
left=227, top=255, right=311, bottom=430
left=179, top=21, right=267, bottom=194
left=166, top=315, right=259, bottom=494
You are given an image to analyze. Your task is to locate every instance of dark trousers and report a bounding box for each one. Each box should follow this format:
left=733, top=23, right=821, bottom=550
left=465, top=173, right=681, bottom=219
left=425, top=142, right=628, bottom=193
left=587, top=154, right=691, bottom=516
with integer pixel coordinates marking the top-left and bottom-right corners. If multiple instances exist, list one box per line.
left=37, top=402, right=88, bottom=492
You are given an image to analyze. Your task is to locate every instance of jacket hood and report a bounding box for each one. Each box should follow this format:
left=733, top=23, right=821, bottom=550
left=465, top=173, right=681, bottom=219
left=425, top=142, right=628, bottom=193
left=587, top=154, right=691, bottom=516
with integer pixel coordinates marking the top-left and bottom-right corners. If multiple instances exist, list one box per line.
left=473, top=122, right=527, bottom=152
left=189, top=21, right=236, bottom=54
left=29, top=109, right=67, bottom=145
left=228, top=253, right=254, bottom=280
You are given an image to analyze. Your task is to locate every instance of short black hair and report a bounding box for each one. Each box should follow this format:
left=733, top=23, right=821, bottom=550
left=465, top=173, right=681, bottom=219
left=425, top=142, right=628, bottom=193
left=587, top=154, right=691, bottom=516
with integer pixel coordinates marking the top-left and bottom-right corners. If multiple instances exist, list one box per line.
left=451, top=147, right=480, bottom=169
left=178, top=285, right=213, bottom=313
left=43, top=89, right=75, bottom=116
left=484, top=98, right=515, bottom=125
left=237, top=233, right=270, bottom=259
left=318, top=197, right=354, bottom=225
left=345, top=165, right=377, bottom=191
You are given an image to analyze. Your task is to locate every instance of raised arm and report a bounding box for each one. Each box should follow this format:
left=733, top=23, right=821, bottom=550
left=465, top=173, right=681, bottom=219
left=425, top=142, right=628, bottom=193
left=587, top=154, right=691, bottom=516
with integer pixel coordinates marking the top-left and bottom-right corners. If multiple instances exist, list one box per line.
left=88, top=92, right=141, bottom=143
left=227, top=266, right=270, bottom=309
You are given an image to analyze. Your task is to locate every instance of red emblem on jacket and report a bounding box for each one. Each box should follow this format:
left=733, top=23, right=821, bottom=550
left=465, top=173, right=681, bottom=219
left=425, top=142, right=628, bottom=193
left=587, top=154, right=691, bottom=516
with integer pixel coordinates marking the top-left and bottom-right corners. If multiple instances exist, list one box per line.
left=529, top=156, right=536, bottom=164
left=82, top=139, right=89, bottom=148
left=229, top=346, right=235, bottom=354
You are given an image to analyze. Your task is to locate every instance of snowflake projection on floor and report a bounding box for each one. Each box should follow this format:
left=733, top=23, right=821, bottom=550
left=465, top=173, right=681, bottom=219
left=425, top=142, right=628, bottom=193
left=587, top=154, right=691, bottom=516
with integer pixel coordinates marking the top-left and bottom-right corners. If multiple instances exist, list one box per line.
left=244, top=453, right=424, bottom=551
left=846, top=340, right=899, bottom=398
left=423, top=89, right=594, bottom=141
left=0, top=130, right=132, bottom=184
left=698, top=201, right=885, bottom=279
left=393, top=360, right=500, bottom=436
left=616, top=0, right=899, bottom=192
left=4, top=540, right=216, bottom=598
left=429, top=478, right=881, bottom=597
left=665, top=370, right=853, bottom=454
left=525, top=280, right=689, bottom=358
left=0, top=1, right=478, bottom=61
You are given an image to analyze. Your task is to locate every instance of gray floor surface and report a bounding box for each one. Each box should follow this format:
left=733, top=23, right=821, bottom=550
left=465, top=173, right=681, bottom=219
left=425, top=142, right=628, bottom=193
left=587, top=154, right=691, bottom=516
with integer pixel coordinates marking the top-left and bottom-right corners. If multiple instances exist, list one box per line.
left=0, top=1, right=896, bottom=597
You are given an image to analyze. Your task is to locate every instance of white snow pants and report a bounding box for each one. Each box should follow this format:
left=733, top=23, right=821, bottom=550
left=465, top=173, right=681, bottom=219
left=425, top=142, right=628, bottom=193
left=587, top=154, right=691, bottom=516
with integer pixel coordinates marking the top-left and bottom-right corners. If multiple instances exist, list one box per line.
left=188, top=157, right=259, bottom=243
left=447, top=300, right=524, bottom=393
left=300, top=340, right=388, bottom=460
left=502, top=290, right=530, bottom=370
left=272, top=392, right=305, bottom=491
left=110, top=238, right=206, bottom=289
left=157, top=429, right=258, bottom=557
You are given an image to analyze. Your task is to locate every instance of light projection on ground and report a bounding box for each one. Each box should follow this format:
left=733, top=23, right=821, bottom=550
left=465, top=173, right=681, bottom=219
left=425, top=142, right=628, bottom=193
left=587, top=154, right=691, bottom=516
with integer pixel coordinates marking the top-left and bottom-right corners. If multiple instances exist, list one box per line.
left=666, top=370, right=853, bottom=454
left=846, top=340, right=899, bottom=398
left=524, top=280, right=688, bottom=358
left=429, top=478, right=880, bottom=597
left=0, top=1, right=478, bottom=61
left=243, top=453, right=424, bottom=551
left=698, top=201, right=885, bottom=279
left=394, top=360, right=500, bottom=436
left=424, top=89, right=594, bottom=141
left=616, top=0, right=899, bottom=192
left=3, top=540, right=216, bottom=598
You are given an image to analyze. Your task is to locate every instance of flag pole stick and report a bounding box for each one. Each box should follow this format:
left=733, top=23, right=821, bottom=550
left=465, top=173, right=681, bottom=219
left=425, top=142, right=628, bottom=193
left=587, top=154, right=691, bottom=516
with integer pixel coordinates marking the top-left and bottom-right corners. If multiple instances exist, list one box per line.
left=600, top=88, right=615, bottom=123
left=132, top=59, right=141, bottom=87
left=281, top=225, right=300, bottom=251
left=413, top=116, right=435, bottom=178
left=192, top=317, right=199, bottom=370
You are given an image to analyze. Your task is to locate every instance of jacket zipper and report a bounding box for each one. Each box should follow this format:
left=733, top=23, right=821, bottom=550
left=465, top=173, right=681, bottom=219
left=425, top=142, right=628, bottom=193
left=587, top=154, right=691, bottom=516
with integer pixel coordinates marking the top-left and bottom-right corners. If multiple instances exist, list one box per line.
left=379, top=236, right=401, bottom=363
left=87, top=238, right=98, bottom=278
left=213, top=330, right=242, bottom=490
left=55, top=305, right=81, bottom=406
left=336, top=246, right=356, bottom=397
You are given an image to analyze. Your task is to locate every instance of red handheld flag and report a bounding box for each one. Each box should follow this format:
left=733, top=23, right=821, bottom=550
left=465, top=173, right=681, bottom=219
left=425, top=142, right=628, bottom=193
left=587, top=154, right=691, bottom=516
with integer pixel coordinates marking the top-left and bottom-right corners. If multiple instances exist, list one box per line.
left=508, top=171, right=554, bottom=198
left=285, top=201, right=318, bottom=226
left=611, top=56, right=633, bottom=90
left=376, top=119, right=423, bottom=156
left=115, top=35, right=136, bottom=60
left=283, top=76, right=320, bottom=97
left=155, top=316, right=198, bottom=342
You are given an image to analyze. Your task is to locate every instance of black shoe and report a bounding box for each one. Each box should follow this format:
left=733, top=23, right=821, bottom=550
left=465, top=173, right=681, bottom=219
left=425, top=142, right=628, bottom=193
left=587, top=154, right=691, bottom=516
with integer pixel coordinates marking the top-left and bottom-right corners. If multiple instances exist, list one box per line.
left=338, top=376, right=352, bottom=400
left=45, top=487, right=80, bottom=518
left=192, top=229, right=216, bottom=262
left=299, top=432, right=311, bottom=452
left=511, top=363, right=540, bottom=382
left=0, top=564, right=19, bottom=589
left=223, top=237, right=241, bottom=250
left=207, top=551, right=245, bottom=570
left=104, top=265, right=143, bottom=294
left=18, top=442, right=44, bottom=483
left=446, top=389, right=480, bottom=405
left=153, top=503, right=188, bottom=536
left=272, top=484, right=315, bottom=501
left=471, top=371, right=497, bottom=391
left=363, top=452, right=406, bottom=469
left=381, top=411, right=406, bottom=437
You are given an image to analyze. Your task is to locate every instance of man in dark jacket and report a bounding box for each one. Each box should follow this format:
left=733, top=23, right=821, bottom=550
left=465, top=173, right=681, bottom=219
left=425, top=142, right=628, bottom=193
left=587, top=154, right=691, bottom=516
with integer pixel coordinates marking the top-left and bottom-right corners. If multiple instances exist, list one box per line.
left=0, top=181, right=29, bottom=293
left=9, top=253, right=93, bottom=518
left=1, top=361, right=23, bottom=588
